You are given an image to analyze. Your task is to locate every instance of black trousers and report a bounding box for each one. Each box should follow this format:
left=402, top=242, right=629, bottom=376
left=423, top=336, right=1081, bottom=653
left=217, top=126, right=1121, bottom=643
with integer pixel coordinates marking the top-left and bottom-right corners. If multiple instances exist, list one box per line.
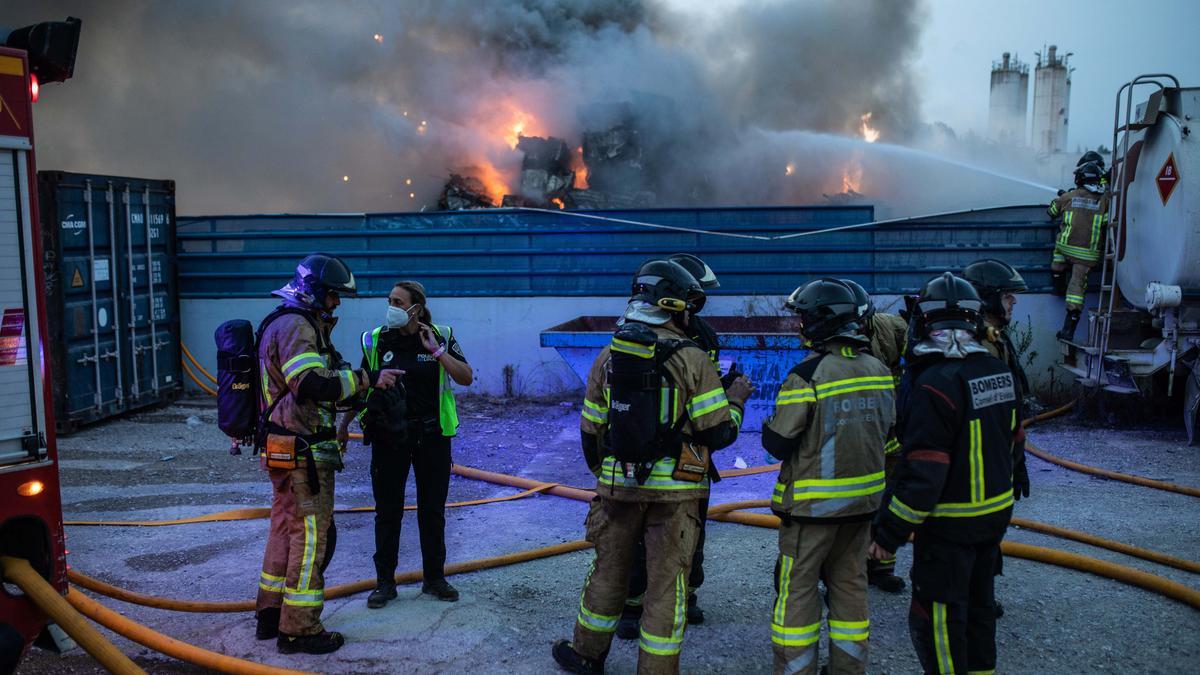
left=908, top=533, right=1002, bottom=675
left=623, top=496, right=708, bottom=614
left=370, top=427, right=452, bottom=584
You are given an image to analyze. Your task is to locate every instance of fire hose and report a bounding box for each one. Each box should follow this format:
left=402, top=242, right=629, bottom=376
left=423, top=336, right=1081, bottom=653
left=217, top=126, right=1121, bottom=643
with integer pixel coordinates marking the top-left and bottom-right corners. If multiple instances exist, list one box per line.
left=0, top=556, right=146, bottom=675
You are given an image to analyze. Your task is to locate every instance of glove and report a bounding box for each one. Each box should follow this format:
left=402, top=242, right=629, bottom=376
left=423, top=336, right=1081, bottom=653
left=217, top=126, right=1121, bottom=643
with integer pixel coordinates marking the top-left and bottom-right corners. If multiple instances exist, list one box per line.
left=720, top=368, right=742, bottom=390
left=1013, top=460, right=1031, bottom=501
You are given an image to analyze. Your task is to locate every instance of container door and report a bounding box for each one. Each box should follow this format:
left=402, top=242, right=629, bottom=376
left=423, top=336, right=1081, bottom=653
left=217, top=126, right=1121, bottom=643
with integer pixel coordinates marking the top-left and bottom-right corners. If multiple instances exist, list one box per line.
left=118, top=184, right=176, bottom=404
left=0, top=150, right=46, bottom=465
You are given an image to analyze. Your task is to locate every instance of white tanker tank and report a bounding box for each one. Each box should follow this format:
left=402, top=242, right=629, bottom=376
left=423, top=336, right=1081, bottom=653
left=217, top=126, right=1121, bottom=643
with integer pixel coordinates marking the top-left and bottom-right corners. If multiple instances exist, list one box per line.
left=1061, top=76, right=1200, bottom=443
left=1115, top=86, right=1200, bottom=309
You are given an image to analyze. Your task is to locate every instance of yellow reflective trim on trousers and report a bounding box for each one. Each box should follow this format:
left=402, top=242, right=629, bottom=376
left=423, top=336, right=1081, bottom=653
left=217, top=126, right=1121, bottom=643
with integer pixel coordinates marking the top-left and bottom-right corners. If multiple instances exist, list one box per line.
left=771, top=620, right=820, bottom=647
left=258, top=582, right=283, bottom=594
left=640, top=570, right=687, bottom=655
left=969, top=419, right=984, bottom=503
left=828, top=618, right=869, bottom=641
left=931, top=490, right=1014, bottom=517
left=299, top=515, right=317, bottom=592
left=934, top=602, right=954, bottom=674
left=577, top=559, right=620, bottom=633
left=612, top=338, right=655, bottom=358
left=282, top=587, right=323, bottom=607
left=773, top=554, right=793, bottom=627
left=260, top=571, right=285, bottom=582
left=888, top=496, right=929, bottom=525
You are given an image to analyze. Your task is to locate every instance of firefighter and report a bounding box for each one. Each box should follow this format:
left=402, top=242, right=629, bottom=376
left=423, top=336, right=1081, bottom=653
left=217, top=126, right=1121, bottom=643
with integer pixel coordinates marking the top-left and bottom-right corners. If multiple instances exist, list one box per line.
left=1048, top=160, right=1110, bottom=340
left=342, top=281, right=473, bottom=609
left=870, top=273, right=1022, bottom=675
left=617, top=253, right=730, bottom=638
left=841, top=278, right=909, bottom=593
left=255, top=254, right=402, bottom=655
left=1077, top=150, right=1109, bottom=187
left=553, top=260, right=753, bottom=675
left=764, top=278, right=895, bottom=675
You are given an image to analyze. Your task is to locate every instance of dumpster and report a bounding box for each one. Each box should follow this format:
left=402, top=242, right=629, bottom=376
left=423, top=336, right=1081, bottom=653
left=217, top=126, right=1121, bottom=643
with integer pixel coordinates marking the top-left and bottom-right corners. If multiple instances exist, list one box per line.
left=541, top=316, right=807, bottom=430
left=38, top=171, right=181, bottom=433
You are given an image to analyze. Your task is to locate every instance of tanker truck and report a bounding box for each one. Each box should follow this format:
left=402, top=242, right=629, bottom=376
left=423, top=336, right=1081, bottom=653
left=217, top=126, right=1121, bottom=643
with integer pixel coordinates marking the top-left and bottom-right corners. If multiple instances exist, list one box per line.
left=1060, top=74, right=1200, bottom=442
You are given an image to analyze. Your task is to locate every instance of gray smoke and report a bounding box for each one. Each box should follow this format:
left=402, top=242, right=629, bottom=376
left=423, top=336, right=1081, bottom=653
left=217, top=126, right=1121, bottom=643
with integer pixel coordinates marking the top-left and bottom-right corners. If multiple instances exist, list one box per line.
left=5, top=0, right=1048, bottom=217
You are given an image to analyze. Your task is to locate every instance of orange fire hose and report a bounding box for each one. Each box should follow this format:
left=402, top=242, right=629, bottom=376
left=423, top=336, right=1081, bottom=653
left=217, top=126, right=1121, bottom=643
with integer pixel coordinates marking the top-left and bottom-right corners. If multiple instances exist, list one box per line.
left=1024, top=441, right=1200, bottom=498
left=64, top=481, right=560, bottom=527
left=68, top=539, right=593, bottom=614
left=182, top=358, right=218, bottom=397
left=181, top=343, right=218, bottom=384
left=65, top=588, right=312, bottom=675
left=0, top=556, right=146, bottom=675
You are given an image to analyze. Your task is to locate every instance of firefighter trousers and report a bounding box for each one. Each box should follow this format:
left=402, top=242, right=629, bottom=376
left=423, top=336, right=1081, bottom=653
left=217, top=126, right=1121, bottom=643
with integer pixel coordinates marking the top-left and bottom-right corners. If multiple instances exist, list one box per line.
left=867, top=451, right=904, bottom=578
left=908, top=533, right=1002, bottom=675
left=255, top=464, right=337, bottom=636
left=624, top=496, right=708, bottom=616
left=573, top=496, right=701, bottom=675
left=773, top=519, right=870, bottom=675
left=1051, top=259, right=1092, bottom=310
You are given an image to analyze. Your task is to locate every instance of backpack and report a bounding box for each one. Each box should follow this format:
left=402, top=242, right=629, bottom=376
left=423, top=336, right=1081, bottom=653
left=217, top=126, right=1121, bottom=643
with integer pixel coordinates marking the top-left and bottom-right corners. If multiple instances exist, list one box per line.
left=604, top=322, right=697, bottom=481
left=214, top=306, right=322, bottom=454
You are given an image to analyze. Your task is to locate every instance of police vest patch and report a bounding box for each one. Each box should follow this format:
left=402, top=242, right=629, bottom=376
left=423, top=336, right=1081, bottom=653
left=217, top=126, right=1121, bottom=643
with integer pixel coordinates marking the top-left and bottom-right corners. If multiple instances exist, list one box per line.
left=967, top=373, right=1015, bottom=409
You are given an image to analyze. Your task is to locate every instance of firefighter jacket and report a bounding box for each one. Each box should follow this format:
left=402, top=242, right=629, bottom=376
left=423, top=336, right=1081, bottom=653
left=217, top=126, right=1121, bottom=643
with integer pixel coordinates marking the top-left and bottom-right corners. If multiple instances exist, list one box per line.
left=873, top=352, right=1021, bottom=553
left=580, top=321, right=743, bottom=503
left=1049, top=187, right=1110, bottom=265
left=259, top=310, right=369, bottom=465
left=690, top=314, right=721, bottom=371
left=866, top=312, right=909, bottom=377
left=982, top=318, right=1031, bottom=475
left=763, top=336, right=896, bottom=521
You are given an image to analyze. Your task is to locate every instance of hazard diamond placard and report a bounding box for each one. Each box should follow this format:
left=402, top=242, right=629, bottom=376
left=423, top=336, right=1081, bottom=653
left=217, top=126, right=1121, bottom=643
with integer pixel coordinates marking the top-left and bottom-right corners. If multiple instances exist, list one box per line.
left=1157, top=153, right=1180, bottom=205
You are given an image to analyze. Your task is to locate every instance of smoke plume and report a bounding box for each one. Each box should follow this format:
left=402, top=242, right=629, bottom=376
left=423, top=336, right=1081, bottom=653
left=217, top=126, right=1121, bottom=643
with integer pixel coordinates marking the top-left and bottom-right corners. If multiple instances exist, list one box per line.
left=5, top=0, right=1051, bottom=216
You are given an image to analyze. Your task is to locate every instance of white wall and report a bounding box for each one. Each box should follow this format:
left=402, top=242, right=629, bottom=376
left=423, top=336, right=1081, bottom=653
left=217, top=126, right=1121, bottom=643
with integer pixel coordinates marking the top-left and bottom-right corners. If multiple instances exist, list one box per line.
left=181, top=292, right=1085, bottom=399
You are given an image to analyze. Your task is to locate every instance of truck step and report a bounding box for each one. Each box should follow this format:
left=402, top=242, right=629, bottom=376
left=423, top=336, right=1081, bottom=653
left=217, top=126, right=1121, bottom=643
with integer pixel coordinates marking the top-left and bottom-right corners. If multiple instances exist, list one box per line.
left=1103, top=384, right=1140, bottom=395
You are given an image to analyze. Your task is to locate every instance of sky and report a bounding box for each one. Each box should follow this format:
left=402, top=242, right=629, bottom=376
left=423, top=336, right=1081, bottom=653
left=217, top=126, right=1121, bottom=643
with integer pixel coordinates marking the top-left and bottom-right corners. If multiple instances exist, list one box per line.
left=914, top=0, right=1199, bottom=149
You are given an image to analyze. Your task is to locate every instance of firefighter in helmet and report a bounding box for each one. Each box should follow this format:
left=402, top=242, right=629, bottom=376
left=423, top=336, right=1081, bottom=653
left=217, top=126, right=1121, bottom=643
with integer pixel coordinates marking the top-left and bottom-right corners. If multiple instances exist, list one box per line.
left=841, top=278, right=908, bottom=593
left=553, top=260, right=753, bottom=675
left=870, top=273, right=1022, bottom=675
left=1048, top=161, right=1110, bottom=340
left=255, top=254, right=402, bottom=654
left=616, top=253, right=730, bottom=640
left=764, top=278, right=895, bottom=675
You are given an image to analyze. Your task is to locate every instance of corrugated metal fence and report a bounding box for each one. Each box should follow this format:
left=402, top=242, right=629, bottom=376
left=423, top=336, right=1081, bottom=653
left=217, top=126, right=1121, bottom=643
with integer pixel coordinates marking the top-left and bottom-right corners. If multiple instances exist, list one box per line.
left=177, top=205, right=1056, bottom=297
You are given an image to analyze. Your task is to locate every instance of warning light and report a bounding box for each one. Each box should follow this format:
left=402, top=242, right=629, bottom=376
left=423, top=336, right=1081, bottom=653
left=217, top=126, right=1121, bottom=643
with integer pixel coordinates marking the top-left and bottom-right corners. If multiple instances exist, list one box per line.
left=17, top=480, right=44, bottom=497
left=29, top=73, right=39, bottom=102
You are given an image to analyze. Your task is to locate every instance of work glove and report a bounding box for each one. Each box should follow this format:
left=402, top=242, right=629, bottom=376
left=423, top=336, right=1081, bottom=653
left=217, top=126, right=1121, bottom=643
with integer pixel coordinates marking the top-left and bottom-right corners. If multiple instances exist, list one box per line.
left=1013, top=460, right=1031, bottom=501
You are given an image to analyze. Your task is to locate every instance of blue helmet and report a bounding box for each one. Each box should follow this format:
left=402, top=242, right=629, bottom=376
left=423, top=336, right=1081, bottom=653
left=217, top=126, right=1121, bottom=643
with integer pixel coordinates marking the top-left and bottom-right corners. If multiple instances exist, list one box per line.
left=273, top=253, right=357, bottom=312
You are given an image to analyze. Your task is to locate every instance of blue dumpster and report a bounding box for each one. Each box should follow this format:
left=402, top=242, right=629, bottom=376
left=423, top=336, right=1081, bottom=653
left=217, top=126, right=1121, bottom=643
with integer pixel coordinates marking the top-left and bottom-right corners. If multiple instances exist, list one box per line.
left=541, top=316, right=808, bottom=431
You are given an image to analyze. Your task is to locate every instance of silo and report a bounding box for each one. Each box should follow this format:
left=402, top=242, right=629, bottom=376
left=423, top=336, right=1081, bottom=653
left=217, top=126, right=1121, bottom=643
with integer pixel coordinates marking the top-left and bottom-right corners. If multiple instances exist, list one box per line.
left=1032, top=45, right=1072, bottom=154
left=988, top=52, right=1029, bottom=145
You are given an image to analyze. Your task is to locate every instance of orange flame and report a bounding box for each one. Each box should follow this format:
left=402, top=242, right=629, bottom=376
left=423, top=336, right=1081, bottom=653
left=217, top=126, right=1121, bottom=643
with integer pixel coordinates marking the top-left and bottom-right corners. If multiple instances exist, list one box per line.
left=574, top=146, right=590, bottom=189
left=504, top=109, right=538, bottom=149
left=550, top=198, right=566, bottom=209
left=860, top=112, right=880, bottom=143
left=469, top=163, right=507, bottom=206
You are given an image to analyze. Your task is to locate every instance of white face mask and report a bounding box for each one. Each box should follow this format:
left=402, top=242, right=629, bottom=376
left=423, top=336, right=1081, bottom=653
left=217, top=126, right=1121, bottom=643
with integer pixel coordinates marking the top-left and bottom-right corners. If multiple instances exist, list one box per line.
left=386, top=305, right=411, bottom=328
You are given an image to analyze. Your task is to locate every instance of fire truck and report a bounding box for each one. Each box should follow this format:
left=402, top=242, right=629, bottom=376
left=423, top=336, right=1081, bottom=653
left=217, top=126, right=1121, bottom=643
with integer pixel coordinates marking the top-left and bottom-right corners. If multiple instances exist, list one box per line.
left=0, top=17, right=81, bottom=671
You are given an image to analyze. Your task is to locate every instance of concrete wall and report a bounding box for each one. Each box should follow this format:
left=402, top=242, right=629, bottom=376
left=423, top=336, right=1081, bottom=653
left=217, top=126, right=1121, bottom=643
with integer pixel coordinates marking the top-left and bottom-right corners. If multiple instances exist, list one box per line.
left=181, top=292, right=1083, bottom=400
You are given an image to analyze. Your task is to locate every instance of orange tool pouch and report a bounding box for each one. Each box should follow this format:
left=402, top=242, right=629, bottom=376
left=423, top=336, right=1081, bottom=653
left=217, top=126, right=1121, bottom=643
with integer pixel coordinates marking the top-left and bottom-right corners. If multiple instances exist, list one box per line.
left=265, top=433, right=298, bottom=470
left=672, top=441, right=711, bottom=483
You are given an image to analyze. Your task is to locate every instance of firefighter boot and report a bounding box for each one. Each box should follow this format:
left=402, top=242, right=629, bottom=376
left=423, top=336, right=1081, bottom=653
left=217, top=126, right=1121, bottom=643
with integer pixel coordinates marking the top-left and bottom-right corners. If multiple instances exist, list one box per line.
left=255, top=608, right=280, bottom=640
left=552, top=639, right=605, bottom=674
left=615, top=607, right=640, bottom=640
left=687, top=592, right=705, bottom=625
left=1057, top=309, right=1082, bottom=341
left=367, top=582, right=397, bottom=609
left=277, top=631, right=346, bottom=655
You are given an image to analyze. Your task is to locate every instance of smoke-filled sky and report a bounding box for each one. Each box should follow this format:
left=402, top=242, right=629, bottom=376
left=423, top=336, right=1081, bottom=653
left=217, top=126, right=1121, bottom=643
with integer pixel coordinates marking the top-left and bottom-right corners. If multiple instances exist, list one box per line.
left=3, top=0, right=1194, bottom=216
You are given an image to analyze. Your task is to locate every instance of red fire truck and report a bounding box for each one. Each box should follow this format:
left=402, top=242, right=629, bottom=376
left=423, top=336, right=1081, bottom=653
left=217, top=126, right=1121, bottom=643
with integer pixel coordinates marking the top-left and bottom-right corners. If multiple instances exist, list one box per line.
left=0, top=17, right=81, bottom=670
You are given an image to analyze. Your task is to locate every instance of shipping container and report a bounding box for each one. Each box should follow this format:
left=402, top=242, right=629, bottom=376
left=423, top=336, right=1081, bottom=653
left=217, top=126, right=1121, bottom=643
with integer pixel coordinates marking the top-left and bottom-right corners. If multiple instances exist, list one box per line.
left=37, top=171, right=181, bottom=433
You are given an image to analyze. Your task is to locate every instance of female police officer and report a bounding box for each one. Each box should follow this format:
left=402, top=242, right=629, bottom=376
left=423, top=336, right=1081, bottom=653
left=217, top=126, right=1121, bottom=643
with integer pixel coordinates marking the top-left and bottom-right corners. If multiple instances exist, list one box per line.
left=340, top=280, right=473, bottom=607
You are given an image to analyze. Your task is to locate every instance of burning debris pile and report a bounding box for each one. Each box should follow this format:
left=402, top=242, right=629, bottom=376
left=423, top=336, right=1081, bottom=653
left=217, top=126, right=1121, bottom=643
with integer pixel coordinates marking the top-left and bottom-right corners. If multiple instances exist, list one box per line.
left=438, top=174, right=495, bottom=210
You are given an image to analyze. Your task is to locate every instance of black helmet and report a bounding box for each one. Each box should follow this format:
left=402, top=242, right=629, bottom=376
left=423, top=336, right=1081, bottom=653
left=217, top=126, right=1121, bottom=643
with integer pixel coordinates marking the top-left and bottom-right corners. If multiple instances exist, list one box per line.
left=274, top=253, right=358, bottom=312
left=784, top=278, right=862, bottom=343
left=962, top=259, right=1026, bottom=324
left=1074, top=161, right=1105, bottom=187
left=1077, top=150, right=1106, bottom=170
left=839, top=279, right=875, bottom=321
left=631, top=259, right=704, bottom=313
left=915, top=272, right=984, bottom=338
left=667, top=253, right=720, bottom=290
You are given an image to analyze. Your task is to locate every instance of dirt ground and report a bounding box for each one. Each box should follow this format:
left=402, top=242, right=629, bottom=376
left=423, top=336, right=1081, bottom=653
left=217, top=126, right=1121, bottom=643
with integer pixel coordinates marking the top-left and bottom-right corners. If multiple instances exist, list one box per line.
left=14, top=395, right=1200, bottom=674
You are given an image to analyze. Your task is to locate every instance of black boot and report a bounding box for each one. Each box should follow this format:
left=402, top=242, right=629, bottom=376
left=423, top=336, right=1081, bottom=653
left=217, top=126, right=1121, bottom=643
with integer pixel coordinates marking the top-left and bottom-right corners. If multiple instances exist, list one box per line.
left=367, top=582, right=397, bottom=609
left=277, top=631, right=345, bottom=655
left=552, top=639, right=605, bottom=674
left=1057, top=309, right=1081, bottom=341
left=422, top=578, right=460, bottom=602
left=615, top=608, right=640, bottom=640
left=255, top=607, right=279, bottom=640
left=868, top=569, right=906, bottom=593
left=686, top=593, right=704, bottom=625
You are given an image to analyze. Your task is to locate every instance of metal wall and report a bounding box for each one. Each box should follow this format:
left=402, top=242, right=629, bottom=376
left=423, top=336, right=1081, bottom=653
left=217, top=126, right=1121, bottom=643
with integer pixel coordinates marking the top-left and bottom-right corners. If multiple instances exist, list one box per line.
left=38, top=171, right=182, bottom=432
left=177, top=204, right=1056, bottom=298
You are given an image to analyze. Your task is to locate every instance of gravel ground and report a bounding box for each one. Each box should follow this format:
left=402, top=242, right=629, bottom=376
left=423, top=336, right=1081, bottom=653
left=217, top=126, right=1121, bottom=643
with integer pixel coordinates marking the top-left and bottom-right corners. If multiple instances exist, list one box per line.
left=14, top=396, right=1200, bottom=674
